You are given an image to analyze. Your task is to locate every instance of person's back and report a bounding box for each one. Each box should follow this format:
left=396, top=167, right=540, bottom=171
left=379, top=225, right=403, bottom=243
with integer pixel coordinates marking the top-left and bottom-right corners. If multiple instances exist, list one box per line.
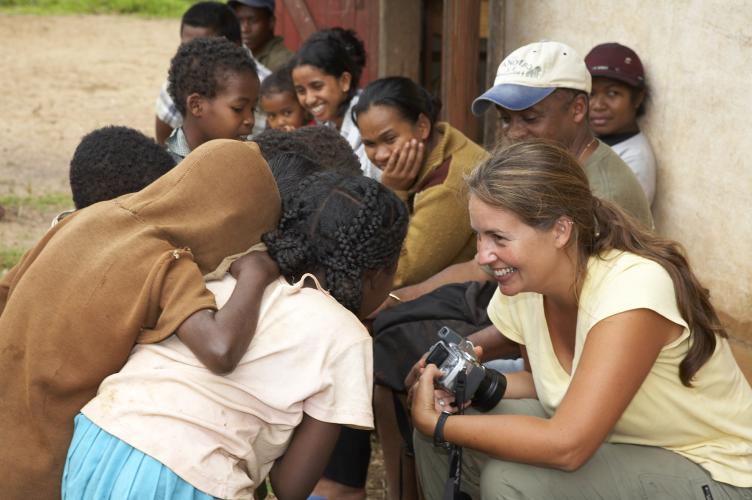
left=0, top=140, right=280, bottom=499
left=77, top=273, right=372, bottom=498
left=61, top=171, right=410, bottom=499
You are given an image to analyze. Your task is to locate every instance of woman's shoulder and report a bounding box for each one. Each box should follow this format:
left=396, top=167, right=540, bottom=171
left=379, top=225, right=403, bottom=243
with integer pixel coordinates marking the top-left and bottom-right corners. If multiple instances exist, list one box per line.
left=583, top=250, right=685, bottom=326
left=587, top=250, right=671, bottom=292
left=593, top=249, right=665, bottom=274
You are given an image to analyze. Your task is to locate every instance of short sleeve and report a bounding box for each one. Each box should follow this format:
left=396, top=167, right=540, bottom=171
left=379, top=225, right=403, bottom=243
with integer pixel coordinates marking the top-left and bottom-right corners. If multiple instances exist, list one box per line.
left=587, top=258, right=688, bottom=332
left=303, top=336, right=374, bottom=430
left=137, top=253, right=217, bottom=344
left=487, top=288, right=525, bottom=345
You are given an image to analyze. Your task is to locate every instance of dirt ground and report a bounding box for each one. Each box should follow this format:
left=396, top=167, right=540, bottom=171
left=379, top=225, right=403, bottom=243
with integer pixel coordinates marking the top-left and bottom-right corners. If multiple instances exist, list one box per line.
left=0, top=13, right=387, bottom=498
left=0, top=13, right=179, bottom=252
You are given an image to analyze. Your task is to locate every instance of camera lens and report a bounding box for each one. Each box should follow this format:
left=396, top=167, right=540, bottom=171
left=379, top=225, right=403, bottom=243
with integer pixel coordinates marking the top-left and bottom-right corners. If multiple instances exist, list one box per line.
left=471, top=368, right=507, bottom=412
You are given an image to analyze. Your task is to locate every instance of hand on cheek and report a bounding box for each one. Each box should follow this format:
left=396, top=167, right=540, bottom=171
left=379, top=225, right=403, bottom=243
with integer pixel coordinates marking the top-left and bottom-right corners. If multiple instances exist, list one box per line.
left=380, top=139, right=424, bottom=192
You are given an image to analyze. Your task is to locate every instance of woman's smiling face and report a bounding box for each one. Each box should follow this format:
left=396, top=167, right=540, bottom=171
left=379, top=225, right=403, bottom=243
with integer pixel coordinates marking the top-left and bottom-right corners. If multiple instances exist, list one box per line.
left=470, top=194, right=563, bottom=297
left=292, top=64, right=351, bottom=125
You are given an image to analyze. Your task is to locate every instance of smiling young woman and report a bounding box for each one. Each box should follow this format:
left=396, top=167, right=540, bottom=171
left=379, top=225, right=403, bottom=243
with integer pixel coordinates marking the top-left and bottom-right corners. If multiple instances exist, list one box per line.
left=290, top=28, right=380, bottom=179
left=410, top=139, right=752, bottom=500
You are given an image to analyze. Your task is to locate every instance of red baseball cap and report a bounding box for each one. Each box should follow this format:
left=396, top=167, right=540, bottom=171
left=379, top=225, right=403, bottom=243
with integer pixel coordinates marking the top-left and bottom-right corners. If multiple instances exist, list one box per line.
left=585, top=43, right=645, bottom=88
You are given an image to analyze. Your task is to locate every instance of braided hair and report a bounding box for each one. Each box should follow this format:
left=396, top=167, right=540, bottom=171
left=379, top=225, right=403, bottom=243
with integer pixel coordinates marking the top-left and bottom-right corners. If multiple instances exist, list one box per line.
left=262, top=172, right=408, bottom=314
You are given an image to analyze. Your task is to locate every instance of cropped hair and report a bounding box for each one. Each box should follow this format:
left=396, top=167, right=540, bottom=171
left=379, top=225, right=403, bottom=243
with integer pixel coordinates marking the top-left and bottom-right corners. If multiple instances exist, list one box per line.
left=168, top=37, right=257, bottom=115
left=262, top=172, right=408, bottom=313
left=292, top=126, right=362, bottom=176
left=260, top=65, right=295, bottom=98
left=69, top=126, right=176, bottom=209
left=266, top=152, right=324, bottom=203
left=181, top=1, right=242, bottom=45
left=352, top=76, right=442, bottom=134
left=254, top=127, right=361, bottom=177
left=466, top=139, right=727, bottom=387
left=291, top=27, right=366, bottom=117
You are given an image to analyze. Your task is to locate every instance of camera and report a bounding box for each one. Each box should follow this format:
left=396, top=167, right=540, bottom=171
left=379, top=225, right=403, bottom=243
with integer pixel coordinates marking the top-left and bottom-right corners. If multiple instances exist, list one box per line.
left=425, top=326, right=506, bottom=412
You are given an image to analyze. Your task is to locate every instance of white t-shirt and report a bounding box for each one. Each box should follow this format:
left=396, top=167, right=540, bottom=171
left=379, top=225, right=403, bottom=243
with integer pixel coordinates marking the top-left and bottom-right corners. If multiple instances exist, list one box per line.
left=611, top=131, right=657, bottom=205
left=82, top=274, right=373, bottom=499
left=488, top=249, right=752, bottom=487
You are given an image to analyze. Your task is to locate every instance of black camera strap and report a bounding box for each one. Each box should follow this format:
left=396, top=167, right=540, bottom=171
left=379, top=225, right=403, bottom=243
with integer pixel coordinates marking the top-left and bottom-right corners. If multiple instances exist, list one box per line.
left=442, top=370, right=470, bottom=500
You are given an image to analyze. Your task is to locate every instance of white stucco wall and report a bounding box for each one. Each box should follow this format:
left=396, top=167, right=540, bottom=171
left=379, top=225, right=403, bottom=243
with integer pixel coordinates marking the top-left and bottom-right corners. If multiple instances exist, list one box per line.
left=499, top=0, right=752, bottom=378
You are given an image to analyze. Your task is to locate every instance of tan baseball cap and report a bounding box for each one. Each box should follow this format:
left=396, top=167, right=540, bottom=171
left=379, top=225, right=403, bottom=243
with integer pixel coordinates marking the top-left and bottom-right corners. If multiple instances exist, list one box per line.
left=472, top=41, right=591, bottom=114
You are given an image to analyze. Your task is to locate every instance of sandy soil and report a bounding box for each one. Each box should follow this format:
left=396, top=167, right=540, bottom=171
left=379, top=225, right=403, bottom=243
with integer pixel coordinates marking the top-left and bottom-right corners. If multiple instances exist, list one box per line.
left=0, top=13, right=178, bottom=249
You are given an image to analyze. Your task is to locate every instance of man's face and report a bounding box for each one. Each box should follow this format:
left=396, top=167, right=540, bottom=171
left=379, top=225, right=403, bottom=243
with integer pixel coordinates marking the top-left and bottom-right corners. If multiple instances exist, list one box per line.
left=233, top=5, right=274, bottom=53
left=495, top=90, right=586, bottom=150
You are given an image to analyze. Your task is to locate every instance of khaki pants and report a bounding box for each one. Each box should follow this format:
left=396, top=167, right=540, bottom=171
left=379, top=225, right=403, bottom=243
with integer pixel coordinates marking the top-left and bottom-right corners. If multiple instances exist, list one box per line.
left=414, top=399, right=752, bottom=500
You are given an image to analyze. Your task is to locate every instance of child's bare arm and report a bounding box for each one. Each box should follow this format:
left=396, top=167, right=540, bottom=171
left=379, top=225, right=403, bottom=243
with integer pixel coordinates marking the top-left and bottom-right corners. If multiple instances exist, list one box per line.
left=155, top=116, right=173, bottom=146
left=176, top=251, right=279, bottom=374
left=269, top=414, right=341, bottom=500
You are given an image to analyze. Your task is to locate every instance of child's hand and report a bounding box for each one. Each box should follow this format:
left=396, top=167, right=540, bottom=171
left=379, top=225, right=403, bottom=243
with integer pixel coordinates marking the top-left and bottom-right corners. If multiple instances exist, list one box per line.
left=230, top=251, right=279, bottom=285
left=380, top=139, right=424, bottom=192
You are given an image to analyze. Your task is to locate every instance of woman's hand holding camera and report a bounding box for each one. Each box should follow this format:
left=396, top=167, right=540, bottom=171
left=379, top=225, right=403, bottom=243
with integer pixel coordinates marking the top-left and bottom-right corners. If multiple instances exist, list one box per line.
left=411, top=364, right=446, bottom=436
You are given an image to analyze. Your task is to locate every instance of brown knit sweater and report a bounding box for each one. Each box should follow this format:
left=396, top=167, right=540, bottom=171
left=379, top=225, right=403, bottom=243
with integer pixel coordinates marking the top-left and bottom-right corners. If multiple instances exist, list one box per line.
left=392, top=122, right=489, bottom=288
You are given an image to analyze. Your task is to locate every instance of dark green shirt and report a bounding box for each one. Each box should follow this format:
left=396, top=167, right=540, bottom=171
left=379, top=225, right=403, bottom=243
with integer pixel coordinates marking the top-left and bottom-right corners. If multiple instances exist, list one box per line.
left=256, top=36, right=293, bottom=72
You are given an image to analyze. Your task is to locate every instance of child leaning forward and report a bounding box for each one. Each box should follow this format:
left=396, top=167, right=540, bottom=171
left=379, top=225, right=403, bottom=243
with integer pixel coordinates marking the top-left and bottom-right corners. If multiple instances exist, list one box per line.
left=0, top=140, right=281, bottom=499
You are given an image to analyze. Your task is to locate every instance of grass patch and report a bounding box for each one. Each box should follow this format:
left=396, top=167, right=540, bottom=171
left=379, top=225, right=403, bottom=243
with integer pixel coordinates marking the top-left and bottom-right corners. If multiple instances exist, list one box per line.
left=0, top=246, right=25, bottom=271
left=0, top=192, right=72, bottom=211
left=0, top=0, right=193, bottom=17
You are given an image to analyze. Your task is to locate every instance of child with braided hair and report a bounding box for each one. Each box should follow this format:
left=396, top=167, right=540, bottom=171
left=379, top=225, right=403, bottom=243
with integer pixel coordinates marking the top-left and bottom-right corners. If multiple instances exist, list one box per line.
left=62, top=171, right=408, bottom=500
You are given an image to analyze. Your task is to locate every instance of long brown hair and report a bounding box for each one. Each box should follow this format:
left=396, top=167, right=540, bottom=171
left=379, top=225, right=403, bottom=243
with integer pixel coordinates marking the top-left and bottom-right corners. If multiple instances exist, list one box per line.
left=466, top=139, right=726, bottom=386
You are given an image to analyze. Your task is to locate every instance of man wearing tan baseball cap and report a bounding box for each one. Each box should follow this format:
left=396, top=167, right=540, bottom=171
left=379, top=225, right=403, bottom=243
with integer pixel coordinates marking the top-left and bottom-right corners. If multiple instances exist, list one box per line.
left=474, top=40, right=652, bottom=228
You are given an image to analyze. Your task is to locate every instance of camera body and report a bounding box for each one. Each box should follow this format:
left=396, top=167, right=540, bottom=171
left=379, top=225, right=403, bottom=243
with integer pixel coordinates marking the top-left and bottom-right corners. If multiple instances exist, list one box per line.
left=425, top=326, right=506, bottom=412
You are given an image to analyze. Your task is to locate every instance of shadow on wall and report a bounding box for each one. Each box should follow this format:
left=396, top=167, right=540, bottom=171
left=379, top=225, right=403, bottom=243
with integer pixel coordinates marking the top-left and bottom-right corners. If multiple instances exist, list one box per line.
left=720, top=312, right=752, bottom=383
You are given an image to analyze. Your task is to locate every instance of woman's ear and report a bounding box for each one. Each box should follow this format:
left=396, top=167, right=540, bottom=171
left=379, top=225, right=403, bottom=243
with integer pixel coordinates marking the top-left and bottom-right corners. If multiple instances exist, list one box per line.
left=187, top=93, right=204, bottom=117
left=416, top=113, right=431, bottom=141
left=553, top=216, right=574, bottom=248
left=338, top=72, right=352, bottom=94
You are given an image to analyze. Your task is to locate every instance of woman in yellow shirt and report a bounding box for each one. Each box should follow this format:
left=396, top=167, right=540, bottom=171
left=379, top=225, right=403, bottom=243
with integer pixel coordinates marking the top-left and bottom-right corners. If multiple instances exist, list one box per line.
left=410, top=140, right=752, bottom=498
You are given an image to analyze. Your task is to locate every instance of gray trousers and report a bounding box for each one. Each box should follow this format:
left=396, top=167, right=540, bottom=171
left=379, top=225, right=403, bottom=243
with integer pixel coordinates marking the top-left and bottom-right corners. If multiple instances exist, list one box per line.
left=414, top=399, right=752, bottom=500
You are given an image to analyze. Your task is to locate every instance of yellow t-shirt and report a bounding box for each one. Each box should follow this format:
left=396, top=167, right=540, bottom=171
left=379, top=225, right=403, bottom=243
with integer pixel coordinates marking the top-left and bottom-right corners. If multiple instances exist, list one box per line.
left=488, top=249, right=752, bottom=487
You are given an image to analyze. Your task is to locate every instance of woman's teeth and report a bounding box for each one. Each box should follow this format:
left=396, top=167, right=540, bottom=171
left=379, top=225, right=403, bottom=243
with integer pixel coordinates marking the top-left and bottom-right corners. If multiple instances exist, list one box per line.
left=494, top=267, right=517, bottom=277
left=311, top=104, right=326, bottom=116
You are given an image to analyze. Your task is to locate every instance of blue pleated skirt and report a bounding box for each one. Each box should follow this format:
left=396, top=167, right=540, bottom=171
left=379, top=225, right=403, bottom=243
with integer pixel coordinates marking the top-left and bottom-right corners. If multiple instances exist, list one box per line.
left=62, top=413, right=217, bottom=500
